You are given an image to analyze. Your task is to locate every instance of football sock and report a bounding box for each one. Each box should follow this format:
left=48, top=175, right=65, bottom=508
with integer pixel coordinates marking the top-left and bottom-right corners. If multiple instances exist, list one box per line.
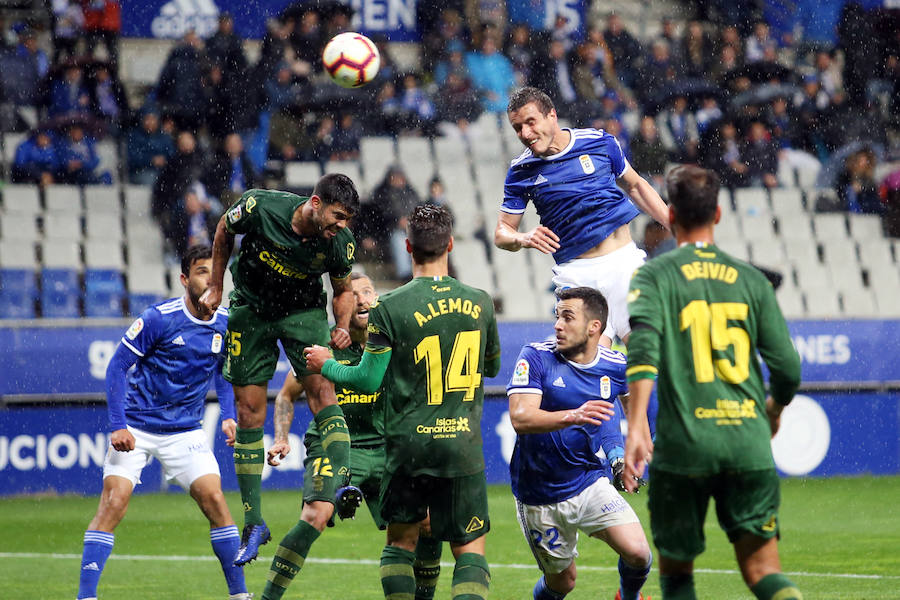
left=618, top=552, right=652, bottom=600
left=210, top=525, right=246, bottom=595
left=261, top=520, right=321, bottom=600
left=77, top=530, right=114, bottom=600
left=533, top=575, right=566, bottom=600
left=233, top=427, right=265, bottom=526
left=451, top=552, right=491, bottom=600
left=381, top=545, right=416, bottom=600
left=414, top=535, right=442, bottom=600
left=314, top=405, right=351, bottom=486
left=751, top=573, right=803, bottom=600
left=659, top=573, right=696, bottom=600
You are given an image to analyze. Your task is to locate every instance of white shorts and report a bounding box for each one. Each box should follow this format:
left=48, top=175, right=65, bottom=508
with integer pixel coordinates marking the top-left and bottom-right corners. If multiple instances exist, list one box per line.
left=103, top=426, right=221, bottom=490
left=551, top=242, right=647, bottom=341
left=515, top=477, right=640, bottom=574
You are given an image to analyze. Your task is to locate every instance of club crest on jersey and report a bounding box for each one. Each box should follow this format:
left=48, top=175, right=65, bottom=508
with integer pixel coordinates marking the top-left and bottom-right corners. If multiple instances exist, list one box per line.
left=125, top=317, right=144, bottom=340
left=245, top=196, right=256, bottom=213
left=512, top=359, right=530, bottom=385
left=211, top=333, right=223, bottom=353
left=600, top=375, right=612, bottom=399
left=226, top=204, right=242, bottom=224
left=579, top=154, right=595, bottom=174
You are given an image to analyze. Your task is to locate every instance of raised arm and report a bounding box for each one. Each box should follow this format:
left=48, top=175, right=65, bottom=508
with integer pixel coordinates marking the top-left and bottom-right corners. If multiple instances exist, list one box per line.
left=199, top=214, right=235, bottom=317
left=330, top=274, right=354, bottom=349
left=619, top=165, right=669, bottom=228
left=494, top=211, right=560, bottom=254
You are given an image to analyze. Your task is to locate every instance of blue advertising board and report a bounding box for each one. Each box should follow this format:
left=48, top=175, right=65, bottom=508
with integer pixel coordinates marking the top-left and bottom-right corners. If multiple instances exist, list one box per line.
left=0, top=392, right=897, bottom=495
left=2, top=320, right=898, bottom=398
left=121, top=0, right=423, bottom=41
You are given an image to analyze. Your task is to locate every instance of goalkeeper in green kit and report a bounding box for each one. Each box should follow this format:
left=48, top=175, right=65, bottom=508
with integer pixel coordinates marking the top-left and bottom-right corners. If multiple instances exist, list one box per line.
left=306, top=204, right=501, bottom=600
left=198, top=175, right=362, bottom=566
left=623, top=165, right=803, bottom=600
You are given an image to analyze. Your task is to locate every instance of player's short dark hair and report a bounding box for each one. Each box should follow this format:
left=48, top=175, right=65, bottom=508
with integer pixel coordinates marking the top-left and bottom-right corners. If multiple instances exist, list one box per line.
left=181, top=244, right=212, bottom=276
left=313, top=173, right=360, bottom=216
left=408, top=204, right=453, bottom=263
left=556, top=287, right=609, bottom=326
left=507, top=86, right=555, bottom=115
left=666, top=165, right=720, bottom=230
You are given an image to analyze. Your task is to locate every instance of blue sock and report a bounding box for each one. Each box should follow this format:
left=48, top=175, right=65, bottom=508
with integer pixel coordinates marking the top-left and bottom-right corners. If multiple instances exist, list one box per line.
left=533, top=575, right=566, bottom=600
left=78, top=530, right=114, bottom=599
left=211, top=525, right=246, bottom=595
left=618, top=552, right=652, bottom=600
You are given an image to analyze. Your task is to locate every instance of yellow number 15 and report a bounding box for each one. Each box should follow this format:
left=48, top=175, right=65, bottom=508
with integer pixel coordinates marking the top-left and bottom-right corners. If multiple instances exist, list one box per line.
left=414, top=330, right=483, bottom=405
left=679, top=301, right=750, bottom=384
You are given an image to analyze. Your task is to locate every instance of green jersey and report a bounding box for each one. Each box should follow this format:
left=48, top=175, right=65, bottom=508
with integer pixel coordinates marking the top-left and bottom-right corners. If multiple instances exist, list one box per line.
left=305, top=336, right=384, bottom=447
left=626, top=242, right=801, bottom=475
left=224, top=189, right=355, bottom=318
left=366, top=276, right=501, bottom=479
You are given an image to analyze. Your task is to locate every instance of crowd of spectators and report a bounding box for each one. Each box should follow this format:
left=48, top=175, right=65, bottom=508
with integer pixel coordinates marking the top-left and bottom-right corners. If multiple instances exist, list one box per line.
left=2, top=0, right=900, bottom=269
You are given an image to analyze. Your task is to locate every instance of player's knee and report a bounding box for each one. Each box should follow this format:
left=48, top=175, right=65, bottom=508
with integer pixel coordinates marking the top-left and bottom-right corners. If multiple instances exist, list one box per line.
left=300, top=501, right=334, bottom=532
left=620, top=539, right=652, bottom=568
left=546, top=567, right=576, bottom=594
left=236, top=402, right=264, bottom=426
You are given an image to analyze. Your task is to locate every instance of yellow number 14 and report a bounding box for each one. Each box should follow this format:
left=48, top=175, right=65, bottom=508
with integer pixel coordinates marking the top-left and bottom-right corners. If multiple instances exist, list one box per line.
left=414, top=330, right=483, bottom=405
left=679, top=301, right=750, bottom=384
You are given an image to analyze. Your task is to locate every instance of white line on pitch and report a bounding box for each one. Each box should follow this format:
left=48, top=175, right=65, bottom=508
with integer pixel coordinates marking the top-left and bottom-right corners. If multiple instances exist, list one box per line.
left=0, top=552, right=895, bottom=581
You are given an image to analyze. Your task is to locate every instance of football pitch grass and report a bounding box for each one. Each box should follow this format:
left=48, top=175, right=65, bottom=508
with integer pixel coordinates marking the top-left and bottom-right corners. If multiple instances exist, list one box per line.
left=2, top=477, right=899, bottom=599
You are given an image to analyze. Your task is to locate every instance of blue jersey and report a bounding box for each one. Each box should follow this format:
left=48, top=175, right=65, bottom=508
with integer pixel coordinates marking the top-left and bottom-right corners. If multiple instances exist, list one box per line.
left=506, top=341, right=628, bottom=505
left=502, top=128, right=641, bottom=264
left=113, top=297, right=233, bottom=433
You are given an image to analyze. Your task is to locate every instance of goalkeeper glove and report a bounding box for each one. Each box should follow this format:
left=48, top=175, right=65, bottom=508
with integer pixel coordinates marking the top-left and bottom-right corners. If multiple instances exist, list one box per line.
left=611, top=458, right=647, bottom=492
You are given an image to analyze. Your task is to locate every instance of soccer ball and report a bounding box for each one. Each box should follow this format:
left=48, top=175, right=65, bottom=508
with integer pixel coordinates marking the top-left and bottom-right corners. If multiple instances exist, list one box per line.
left=322, top=32, right=381, bottom=88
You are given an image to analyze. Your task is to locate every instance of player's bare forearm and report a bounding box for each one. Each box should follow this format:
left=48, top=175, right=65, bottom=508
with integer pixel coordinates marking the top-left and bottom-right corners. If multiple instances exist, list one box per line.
left=330, top=275, right=354, bottom=349
left=509, top=394, right=614, bottom=433
left=199, top=216, right=234, bottom=315
left=494, top=219, right=524, bottom=251
left=622, top=168, right=669, bottom=229
left=273, top=391, right=295, bottom=443
left=623, top=378, right=654, bottom=491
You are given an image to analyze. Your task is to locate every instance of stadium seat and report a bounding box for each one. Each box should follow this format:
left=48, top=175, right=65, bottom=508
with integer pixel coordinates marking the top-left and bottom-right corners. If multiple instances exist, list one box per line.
left=740, top=213, right=777, bottom=242
left=84, top=240, right=124, bottom=270
left=469, top=129, right=505, bottom=165
left=716, top=238, right=749, bottom=262
left=40, top=268, right=81, bottom=318
left=397, top=138, right=435, bottom=196
left=841, top=288, right=878, bottom=317
left=776, top=213, right=815, bottom=241
left=775, top=284, right=805, bottom=319
left=41, top=240, right=82, bottom=269
left=796, top=164, right=821, bottom=188
left=777, top=161, right=797, bottom=187
left=827, top=261, right=865, bottom=293
left=127, top=263, right=168, bottom=296
left=128, top=292, right=164, bottom=316
left=820, top=238, right=858, bottom=266
left=124, top=185, right=152, bottom=217
left=96, top=141, right=119, bottom=182
left=0, top=287, right=36, bottom=318
left=795, top=261, right=833, bottom=290
left=783, top=238, right=820, bottom=269
left=451, top=239, right=495, bottom=295
left=749, top=239, right=787, bottom=268
left=847, top=214, right=885, bottom=241
left=857, top=239, right=892, bottom=269
left=323, top=160, right=363, bottom=194
left=714, top=211, right=742, bottom=243
left=1, top=132, right=27, bottom=166
left=873, top=285, right=900, bottom=317
left=433, top=136, right=468, bottom=167
left=0, top=213, right=38, bottom=241
left=769, top=189, right=806, bottom=219
left=42, top=212, right=83, bottom=241
left=733, top=188, right=771, bottom=218
left=83, top=185, right=122, bottom=214
left=0, top=239, right=37, bottom=269
left=1, top=184, right=41, bottom=216
left=84, top=269, right=125, bottom=318
left=803, top=285, right=841, bottom=318
left=812, top=214, right=848, bottom=240
left=85, top=213, right=123, bottom=242
left=284, top=161, right=322, bottom=188
left=44, top=184, right=83, bottom=213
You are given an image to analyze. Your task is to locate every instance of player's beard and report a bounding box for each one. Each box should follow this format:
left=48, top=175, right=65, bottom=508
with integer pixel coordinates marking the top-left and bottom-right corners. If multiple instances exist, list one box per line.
left=187, top=282, right=206, bottom=311
left=557, top=334, right=589, bottom=360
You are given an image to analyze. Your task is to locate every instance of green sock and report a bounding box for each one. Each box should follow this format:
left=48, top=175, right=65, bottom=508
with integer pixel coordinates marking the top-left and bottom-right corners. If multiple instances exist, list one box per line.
left=660, top=573, right=696, bottom=600
left=751, top=573, right=803, bottom=600
left=315, top=405, right=351, bottom=486
left=414, top=535, right=443, bottom=600
left=381, top=545, right=416, bottom=600
left=451, top=552, right=490, bottom=600
left=261, top=520, right=321, bottom=600
left=233, top=427, right=265, bottom=526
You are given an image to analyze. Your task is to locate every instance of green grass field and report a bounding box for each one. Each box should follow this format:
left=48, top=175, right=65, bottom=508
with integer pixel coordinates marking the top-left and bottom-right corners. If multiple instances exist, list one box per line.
left=2, top=477, right=899, bottom=599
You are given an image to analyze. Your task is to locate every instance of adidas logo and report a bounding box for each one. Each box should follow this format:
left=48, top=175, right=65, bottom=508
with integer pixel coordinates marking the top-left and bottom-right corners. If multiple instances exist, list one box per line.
left=82, top=562, right=100, bottom=571
left=152, top=0, right=219, bottom=39
left=534, top=174, right=548, bottom=185
left=172, top=335, right=185, bottom=345
left=552, top=376, right=566, bottom=388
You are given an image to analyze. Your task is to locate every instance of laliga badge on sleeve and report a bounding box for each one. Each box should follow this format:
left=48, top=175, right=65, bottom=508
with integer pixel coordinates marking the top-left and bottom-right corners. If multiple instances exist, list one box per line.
left=125, top=317, right=144, bottom=340
left=512, top=359, right=530, bottom=385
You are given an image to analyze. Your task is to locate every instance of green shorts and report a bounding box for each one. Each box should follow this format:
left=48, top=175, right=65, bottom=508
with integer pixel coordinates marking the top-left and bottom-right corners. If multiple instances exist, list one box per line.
left=351, top=445, right=387, bottom=529
left=648, top=467, right=781, bottom=562
left=223, top=303, right=330, bottom=385
left=380, top=470, right=490, bottom=544
left=301, top=429, right=349, bottom=506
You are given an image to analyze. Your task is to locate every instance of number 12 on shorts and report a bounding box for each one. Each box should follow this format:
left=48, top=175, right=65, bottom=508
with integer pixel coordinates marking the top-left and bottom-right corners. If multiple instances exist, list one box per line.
left=530, top=527, right=562, bottom=550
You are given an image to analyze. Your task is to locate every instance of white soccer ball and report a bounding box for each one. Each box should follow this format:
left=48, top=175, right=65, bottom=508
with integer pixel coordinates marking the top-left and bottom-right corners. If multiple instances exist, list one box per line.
left=322, top=32, right=381, bottom=89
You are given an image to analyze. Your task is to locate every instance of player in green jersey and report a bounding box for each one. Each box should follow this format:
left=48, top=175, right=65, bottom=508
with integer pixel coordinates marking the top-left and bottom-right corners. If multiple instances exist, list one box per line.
left=261, top=272, right=444, bottom=600
left=306, top=204, right=501, bottom=600
left=623, top=165, right=803, bottom=600
left=198, top=174, right=362, bottom=566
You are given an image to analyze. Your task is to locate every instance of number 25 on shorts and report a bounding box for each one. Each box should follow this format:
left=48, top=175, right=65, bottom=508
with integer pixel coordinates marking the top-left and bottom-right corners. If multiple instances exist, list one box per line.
left=228, top=331, right=242, bottom=356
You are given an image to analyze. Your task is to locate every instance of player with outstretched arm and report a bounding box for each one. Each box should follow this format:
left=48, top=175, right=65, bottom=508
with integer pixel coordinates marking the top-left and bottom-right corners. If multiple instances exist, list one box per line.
left=507, top=286, right=652, bottom=600
left=305, top=205, right=501, bottom=600
left=77, top=245, right=250, bottom=600
left=624, top=165, right=803, bottom=600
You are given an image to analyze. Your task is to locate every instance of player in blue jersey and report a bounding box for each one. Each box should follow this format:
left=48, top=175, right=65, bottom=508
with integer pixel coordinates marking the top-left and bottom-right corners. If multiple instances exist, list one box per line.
left=76, top=245, right=250, bottom=600
left=507, top=287, right=652, bottom=600
left=495, top=86, right=669, bottom=345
